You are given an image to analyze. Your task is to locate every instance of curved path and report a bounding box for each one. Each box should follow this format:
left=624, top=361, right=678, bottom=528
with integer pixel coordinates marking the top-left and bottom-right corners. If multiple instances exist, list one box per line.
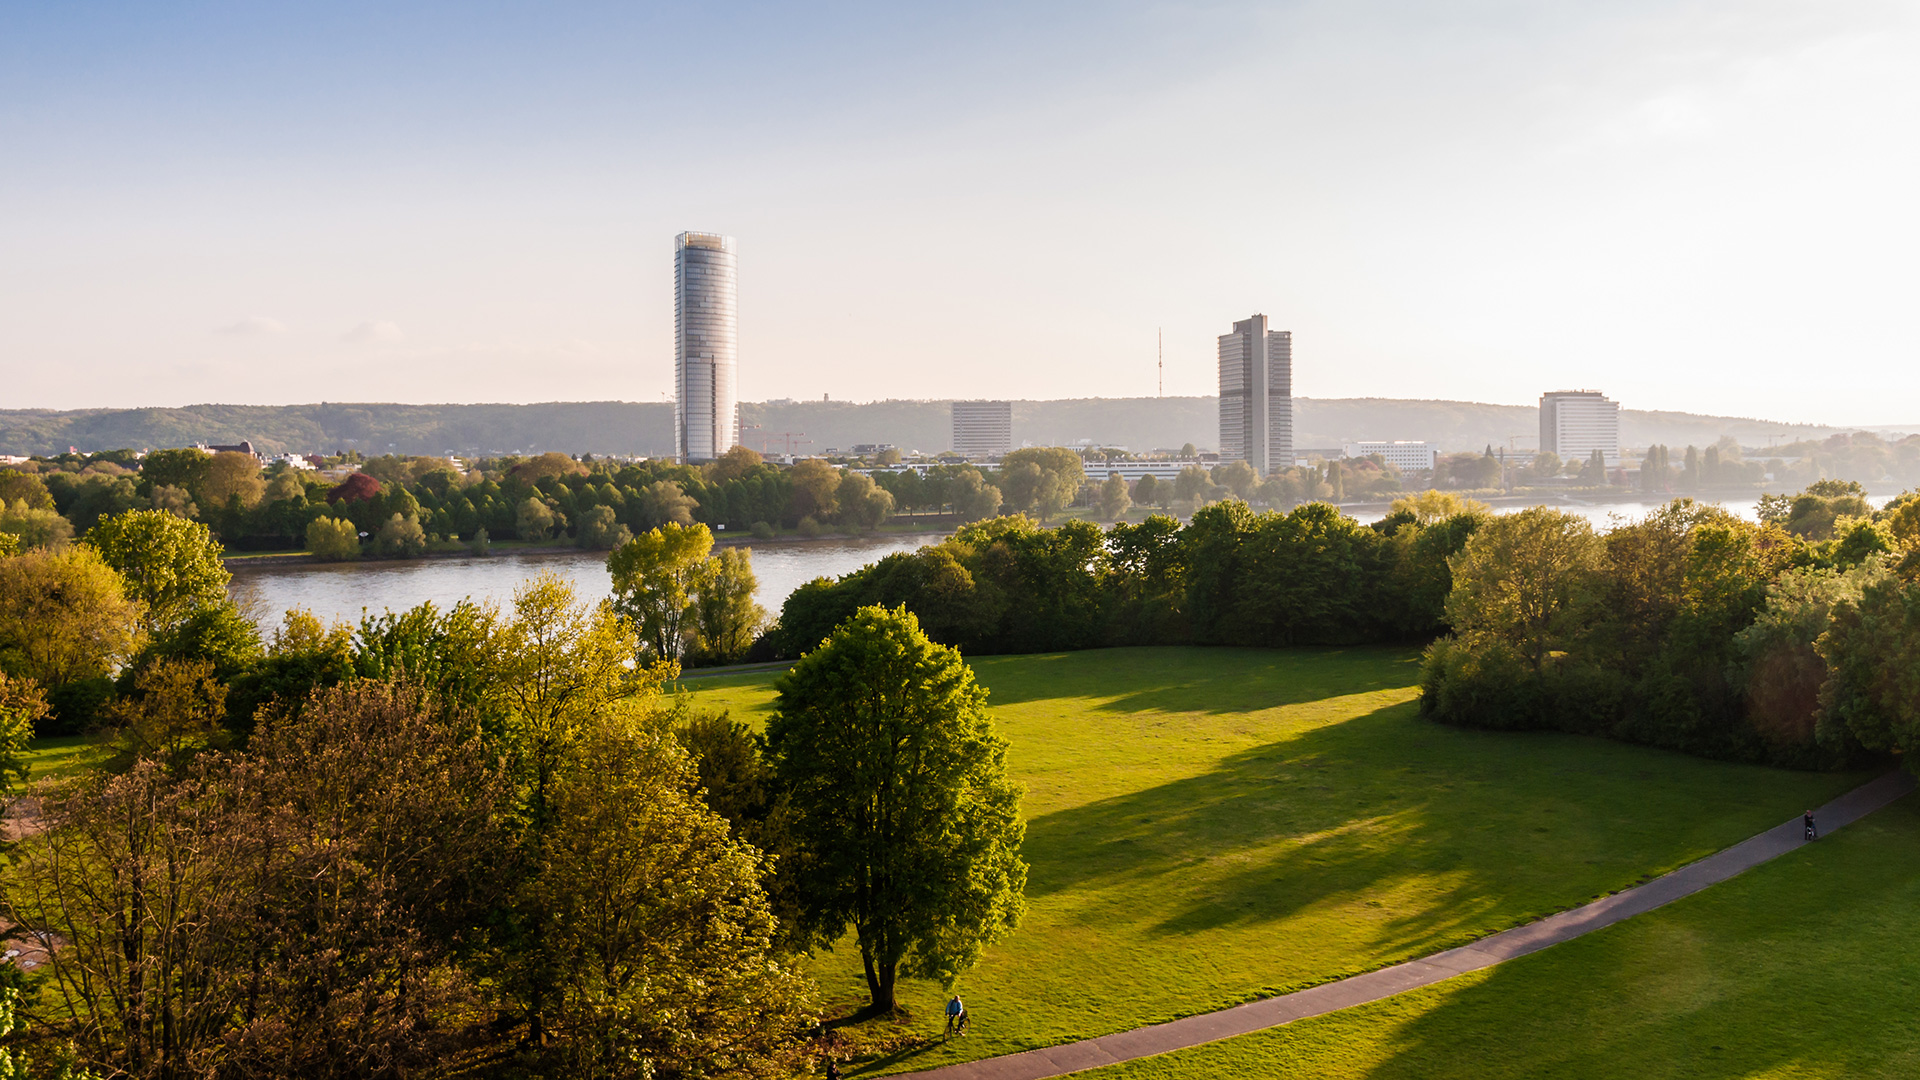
left=896, top=770, right=1916, bottom=1080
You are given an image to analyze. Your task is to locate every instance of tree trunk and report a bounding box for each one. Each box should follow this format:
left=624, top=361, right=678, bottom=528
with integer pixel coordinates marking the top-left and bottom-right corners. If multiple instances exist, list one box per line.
left=860, top=948, right=899, bottom=1014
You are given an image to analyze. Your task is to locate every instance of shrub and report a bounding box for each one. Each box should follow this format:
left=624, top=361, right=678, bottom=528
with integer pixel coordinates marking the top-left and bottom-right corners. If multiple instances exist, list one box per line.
left=306, top=517, right=361, bottom=561
left=750, top=520, right=775, bottom=540
left=374, top=514, right=427, bottom=558
left=797, top=515, right=822, bottom=538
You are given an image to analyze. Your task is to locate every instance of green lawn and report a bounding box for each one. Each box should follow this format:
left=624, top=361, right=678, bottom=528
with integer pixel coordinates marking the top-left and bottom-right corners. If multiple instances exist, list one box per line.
left=1087, top=792, right=1920, bottom=1080
left=681, top=646, right=1867, bottom=1076
left=20, top=735, right=112, bottom=784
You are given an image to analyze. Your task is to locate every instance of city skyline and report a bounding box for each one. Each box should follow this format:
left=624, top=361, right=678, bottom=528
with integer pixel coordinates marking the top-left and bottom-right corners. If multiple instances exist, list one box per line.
left=3, top=2, right=1918, bottom=425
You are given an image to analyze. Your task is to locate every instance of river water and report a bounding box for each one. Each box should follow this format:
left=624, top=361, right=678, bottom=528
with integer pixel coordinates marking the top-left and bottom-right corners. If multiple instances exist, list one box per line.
left=227, top=494, right=1879, bottom=628
left=227, top=532, right=945, bottom=628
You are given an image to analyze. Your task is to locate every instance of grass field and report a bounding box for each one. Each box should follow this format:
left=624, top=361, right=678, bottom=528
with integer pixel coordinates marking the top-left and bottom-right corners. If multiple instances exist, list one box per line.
left=681, top=646, right=1867, bottom=1075
left=20, top=735, right=112, bottom=783
left=1086, top=792, right=1920, bottom=1080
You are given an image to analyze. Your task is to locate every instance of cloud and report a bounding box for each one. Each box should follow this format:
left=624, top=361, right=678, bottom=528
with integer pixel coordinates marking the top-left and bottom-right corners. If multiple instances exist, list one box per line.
left=344, top=319, right=405, bottom=344
left=218, top=315, right=289, bottom=336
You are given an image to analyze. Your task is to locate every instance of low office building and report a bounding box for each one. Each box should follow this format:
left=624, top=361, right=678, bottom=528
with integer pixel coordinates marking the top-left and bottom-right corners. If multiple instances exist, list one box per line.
left=1343, top=441, right=1438, bottom=471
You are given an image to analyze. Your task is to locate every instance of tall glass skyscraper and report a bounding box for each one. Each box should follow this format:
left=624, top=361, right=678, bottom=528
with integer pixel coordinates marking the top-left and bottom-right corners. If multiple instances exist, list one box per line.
left=675, top=231, right=739, bottom=463
left=1218, top=313, right=1293, bottom=474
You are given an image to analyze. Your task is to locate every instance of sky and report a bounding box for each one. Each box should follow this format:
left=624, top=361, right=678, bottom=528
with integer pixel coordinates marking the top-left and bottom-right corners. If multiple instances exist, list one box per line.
left=3, top=0, right=1918, bottom=424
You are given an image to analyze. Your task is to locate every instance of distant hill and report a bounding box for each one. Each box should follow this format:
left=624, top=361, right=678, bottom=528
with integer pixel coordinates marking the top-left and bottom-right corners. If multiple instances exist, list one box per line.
left=0, top=397, right=1898, bottom=459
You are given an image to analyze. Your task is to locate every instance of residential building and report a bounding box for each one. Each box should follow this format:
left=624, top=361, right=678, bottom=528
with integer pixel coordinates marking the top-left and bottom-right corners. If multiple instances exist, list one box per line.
left=1218, top=314, right=1292, bottom=474
left=1539, top=390, right=1621, bottom=466
left=675, top=231, right=739, bottom=463
left=1343, top=441, right=1438, bottom=471
left=952, top=400, right=1012, bottom=459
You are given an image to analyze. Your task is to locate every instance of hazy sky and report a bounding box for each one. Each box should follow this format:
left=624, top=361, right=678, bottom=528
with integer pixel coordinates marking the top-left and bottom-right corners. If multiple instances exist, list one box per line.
left=5, top=1, right=1917, bottom=424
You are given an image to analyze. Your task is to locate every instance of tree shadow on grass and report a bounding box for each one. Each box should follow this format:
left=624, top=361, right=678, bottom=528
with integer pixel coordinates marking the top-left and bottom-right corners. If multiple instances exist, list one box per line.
left=1019, top=699, right=1827, bottom=972
left=972, top=645, right=1423, bottom=714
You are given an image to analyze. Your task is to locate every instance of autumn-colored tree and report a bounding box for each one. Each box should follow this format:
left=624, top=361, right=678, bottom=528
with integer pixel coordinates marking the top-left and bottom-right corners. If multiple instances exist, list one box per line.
left=0, top=545, right=142, bottom=688
left=325, top=471, right=383, bottom=504
left=532, top=708, right=814, bottom=1076
left=788, top=459, right=841, bottom=522
left=201, top=450, right=265, bottom=509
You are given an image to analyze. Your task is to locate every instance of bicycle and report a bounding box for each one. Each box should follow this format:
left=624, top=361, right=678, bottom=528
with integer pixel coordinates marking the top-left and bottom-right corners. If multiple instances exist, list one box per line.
left=945, top=1010, right=970, bottom=1040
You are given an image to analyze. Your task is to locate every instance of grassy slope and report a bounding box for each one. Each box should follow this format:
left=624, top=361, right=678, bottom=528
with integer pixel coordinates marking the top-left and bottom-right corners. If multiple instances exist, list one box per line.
left=682, top=647, right=1866, bottom=1075
left=1087, top=793, right=1920, bottom=1080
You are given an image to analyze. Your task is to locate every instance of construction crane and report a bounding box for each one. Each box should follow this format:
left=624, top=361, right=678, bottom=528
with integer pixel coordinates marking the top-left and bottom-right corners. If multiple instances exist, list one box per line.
left=761, top=432, right=812, bottom=455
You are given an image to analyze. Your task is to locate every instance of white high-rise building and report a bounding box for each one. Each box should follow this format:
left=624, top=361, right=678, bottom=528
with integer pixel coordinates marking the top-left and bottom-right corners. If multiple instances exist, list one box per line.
left=1539, top=390, right=1621, bottom=466
left=951, top=400, right=1013, bottom=460
left=1218, top=314, right=1292, bottom=475
left=675, top=231, right=738, bottom=463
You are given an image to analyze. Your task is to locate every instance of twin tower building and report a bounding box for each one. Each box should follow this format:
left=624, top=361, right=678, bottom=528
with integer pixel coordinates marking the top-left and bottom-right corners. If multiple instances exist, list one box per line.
left=675, top=230, right=1294, bottom=473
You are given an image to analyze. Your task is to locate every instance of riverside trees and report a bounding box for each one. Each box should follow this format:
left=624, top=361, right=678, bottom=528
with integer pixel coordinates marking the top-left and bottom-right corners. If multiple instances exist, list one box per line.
left=607, top=521, right=769, bottom=665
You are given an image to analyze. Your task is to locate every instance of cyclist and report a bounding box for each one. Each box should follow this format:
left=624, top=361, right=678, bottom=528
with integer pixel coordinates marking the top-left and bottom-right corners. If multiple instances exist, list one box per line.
left=945, top=994, right=967, bottom=1039
left=1804, top=810, right=1818, bottom=840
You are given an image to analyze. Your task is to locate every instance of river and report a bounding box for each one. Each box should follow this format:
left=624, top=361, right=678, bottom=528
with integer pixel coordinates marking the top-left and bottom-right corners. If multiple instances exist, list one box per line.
left=227, top=494, right=1882, bottom=627
left=227, top=532, right=946, bottom=628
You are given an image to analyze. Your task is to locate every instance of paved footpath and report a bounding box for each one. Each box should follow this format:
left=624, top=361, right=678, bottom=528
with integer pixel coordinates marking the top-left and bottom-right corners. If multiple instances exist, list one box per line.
left=896, top=769, right=1917, bottom=1080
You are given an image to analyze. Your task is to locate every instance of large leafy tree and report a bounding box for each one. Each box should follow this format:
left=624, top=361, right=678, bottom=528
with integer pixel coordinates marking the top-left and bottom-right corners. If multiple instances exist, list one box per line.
left=997, top=447, right=1083, bottom=523
left=532, top=708, right=815, bottom=1077
left=1444, top=506, right=1604, bottom=673
left=608, top=521, right=714, bottom=662
left=767, top=605, right=1026, bottom=1014
left=0, top=546, right=142, bottom=688
left=689, top=545, right=767, bottom=664
left=1817, top=575, right=1920, bottom=757
left=84, top=509, right=230, bottom=634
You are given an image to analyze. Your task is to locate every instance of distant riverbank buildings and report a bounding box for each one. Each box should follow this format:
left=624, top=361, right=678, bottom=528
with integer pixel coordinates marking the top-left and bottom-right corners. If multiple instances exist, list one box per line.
left=951, top=400, right=1013, bottom=460
left=674, top=231, right=740, bottom=463
left=1539, top=390, right=1621, bottom=466
left=1218, top=314, right=1293, bottom=475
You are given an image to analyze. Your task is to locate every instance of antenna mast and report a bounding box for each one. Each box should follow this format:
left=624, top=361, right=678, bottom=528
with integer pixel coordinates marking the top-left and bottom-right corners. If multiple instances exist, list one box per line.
left=1157, top=327, right=1163, bottom=398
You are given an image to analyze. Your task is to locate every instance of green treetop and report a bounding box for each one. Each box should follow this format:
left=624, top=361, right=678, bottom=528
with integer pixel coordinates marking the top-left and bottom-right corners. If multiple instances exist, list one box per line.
left=766, top=604, right=1027, bottom=1014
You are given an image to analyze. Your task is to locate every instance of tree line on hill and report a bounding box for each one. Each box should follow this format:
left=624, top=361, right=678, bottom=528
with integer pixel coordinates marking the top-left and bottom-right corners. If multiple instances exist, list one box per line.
left=5, top=397, right=1894, bottom=464
left=0, top=509, right=1025, bottom=1076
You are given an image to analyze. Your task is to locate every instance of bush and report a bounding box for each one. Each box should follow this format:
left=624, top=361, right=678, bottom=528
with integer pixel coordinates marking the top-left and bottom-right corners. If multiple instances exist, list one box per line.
left=469, top=526, right=491, bottom=556
left=750, top=520, right=775, bottom=540
left=374, top=513, right=427, bottom=558
left=796, top=515, right=822, bottom=538
left=306, top=516, right=361, bottom=561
